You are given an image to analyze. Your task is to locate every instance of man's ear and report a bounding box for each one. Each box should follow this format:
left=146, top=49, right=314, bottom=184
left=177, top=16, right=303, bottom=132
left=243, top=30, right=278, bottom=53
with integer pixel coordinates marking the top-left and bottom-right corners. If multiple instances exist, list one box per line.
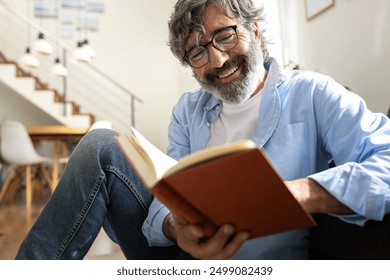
left=253, top=22, right=261, bottom=40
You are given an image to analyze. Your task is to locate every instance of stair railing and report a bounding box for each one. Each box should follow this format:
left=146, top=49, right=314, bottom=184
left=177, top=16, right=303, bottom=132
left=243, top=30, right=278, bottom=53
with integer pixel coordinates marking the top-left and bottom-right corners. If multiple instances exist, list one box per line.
left=0, top=0, right=143, bottom=130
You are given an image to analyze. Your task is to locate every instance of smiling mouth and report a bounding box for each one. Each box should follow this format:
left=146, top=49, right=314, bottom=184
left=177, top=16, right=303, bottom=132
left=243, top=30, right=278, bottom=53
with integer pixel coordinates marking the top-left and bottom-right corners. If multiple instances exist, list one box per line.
left=218, top=65, right=240, bottom=79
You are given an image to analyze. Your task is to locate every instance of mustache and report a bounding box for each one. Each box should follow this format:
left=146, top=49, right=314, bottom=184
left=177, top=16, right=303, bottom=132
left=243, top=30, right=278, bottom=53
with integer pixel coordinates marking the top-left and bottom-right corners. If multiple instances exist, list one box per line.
left=205, top=56, right=244, bottom=80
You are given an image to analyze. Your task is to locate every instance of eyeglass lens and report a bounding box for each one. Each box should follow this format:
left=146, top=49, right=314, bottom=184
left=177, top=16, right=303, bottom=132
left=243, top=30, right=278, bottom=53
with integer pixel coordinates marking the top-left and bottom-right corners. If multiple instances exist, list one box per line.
left=185, top=25, right=239, bottom=68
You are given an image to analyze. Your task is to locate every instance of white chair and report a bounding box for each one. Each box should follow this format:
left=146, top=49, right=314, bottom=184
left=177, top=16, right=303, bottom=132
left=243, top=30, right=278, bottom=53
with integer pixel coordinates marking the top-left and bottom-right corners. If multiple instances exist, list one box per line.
left=0, top=121, right=53, bottom=208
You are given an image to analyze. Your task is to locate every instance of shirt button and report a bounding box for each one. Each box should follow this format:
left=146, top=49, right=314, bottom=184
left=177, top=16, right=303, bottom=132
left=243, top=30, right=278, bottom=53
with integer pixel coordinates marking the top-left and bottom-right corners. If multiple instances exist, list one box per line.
left=206, top=122, right=211, bottom=127
left=216, top=105, right=220, bottom=110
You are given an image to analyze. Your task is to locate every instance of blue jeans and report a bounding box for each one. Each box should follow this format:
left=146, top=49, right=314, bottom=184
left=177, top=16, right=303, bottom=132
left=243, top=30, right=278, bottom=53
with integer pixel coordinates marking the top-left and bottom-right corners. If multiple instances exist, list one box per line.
left=16, top=129, right=187, bottom=259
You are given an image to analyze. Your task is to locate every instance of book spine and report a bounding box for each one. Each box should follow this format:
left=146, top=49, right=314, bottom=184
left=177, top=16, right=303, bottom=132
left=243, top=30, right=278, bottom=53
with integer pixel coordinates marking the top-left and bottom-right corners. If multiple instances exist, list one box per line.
left=152, top=180, right=217, bottom=237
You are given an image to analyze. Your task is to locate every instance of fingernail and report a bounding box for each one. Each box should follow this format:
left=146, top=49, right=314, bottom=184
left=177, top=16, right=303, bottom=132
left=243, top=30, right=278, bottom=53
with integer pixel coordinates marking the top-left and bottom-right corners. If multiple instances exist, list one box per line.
left=241, top=232, right=250, bottom=240
left=223, top=225, right=234, bottom=234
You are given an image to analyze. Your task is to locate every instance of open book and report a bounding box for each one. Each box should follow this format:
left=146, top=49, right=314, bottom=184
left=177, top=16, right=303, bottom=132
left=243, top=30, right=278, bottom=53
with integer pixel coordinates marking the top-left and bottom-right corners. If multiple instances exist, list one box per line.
left=115, top=127, right=315, bottom=239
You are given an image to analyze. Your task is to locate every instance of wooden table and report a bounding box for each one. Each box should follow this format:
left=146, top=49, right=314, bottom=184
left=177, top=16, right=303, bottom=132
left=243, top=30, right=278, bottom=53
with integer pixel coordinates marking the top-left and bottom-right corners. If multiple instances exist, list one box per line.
left=27, top=126, right=90, bottom=190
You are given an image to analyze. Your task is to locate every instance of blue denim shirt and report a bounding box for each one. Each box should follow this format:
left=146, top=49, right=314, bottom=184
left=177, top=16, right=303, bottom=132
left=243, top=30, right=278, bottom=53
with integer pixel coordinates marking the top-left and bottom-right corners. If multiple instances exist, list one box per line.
left=142, top=58, right=390, bottom=259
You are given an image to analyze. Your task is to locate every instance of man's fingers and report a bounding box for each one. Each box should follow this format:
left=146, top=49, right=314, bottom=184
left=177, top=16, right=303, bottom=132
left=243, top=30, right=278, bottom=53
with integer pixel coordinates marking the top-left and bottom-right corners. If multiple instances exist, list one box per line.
left=210, top=231, right=250, bottom=260
left=192, top=225, right=249, bottom=260
left=172, top=215, right=249, bottom=260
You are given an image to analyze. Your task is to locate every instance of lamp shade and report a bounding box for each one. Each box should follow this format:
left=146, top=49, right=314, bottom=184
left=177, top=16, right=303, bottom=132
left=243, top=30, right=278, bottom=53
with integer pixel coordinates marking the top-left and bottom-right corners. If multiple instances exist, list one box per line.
left=19, top=47, right=40, bottom=68
left=51, top=58, right=68, bottom=77
left=32, top=33, right=53, bottom=55
left=71, top=41, right=91, bottom=63
left=82, top=39, right=96, bottom=59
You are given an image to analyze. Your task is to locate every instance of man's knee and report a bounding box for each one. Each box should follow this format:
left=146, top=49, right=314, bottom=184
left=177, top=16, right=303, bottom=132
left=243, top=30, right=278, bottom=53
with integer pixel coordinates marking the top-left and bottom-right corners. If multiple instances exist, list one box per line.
left=82, top=129, right=119, bottom=146
left=66, top=128, right=120, bottom=167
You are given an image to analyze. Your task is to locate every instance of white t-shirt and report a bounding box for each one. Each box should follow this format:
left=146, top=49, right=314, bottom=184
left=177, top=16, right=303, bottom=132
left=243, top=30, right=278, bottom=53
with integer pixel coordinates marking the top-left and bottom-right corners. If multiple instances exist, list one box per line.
left=206, top=90, right=263, bottom=147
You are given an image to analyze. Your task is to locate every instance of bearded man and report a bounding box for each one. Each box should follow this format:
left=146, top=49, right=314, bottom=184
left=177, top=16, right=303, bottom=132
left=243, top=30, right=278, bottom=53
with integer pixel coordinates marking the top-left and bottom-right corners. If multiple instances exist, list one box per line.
left=16, top=0, right=390, bottom=260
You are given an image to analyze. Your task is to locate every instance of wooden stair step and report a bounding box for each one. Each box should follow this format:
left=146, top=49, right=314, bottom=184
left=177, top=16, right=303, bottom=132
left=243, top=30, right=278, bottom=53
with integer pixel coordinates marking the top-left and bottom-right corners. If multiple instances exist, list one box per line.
left=0, top=50, right=95, bottom=127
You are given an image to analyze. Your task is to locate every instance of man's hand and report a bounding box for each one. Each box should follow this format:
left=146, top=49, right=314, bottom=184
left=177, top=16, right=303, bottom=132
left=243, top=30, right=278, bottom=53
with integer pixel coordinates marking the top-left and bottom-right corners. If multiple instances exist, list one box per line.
left=163, top=213, right=249, bottom=259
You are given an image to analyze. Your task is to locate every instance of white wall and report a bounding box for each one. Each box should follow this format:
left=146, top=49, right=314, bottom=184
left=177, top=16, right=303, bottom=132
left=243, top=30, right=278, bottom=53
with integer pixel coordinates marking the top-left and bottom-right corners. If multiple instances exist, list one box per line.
left=278, top=0, right=390, bottom=114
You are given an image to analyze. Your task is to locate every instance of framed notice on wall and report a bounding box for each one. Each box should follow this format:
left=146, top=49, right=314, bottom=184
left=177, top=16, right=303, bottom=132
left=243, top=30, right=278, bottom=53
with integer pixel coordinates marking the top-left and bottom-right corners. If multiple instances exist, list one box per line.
left=305, top=0, right=335, bottom=20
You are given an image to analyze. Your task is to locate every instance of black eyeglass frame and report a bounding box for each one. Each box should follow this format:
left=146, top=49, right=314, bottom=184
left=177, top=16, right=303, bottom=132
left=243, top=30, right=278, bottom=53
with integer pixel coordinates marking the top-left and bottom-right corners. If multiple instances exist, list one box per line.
left=182, top=24, right=241, bottom=68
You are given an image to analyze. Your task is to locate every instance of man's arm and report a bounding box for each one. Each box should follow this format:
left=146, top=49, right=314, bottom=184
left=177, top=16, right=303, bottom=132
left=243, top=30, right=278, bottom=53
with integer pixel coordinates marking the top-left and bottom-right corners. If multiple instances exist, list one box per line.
left=162, top=213, right=176, bottom=241
left=285, top=178, right=352, bottom=214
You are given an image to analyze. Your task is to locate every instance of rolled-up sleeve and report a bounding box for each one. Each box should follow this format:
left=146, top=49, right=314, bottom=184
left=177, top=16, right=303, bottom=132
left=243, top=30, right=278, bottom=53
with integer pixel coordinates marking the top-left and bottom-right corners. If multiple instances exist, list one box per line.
left=309, top=162, right=390, bottom=225
left=308, top=76, right=390, bottom=225
left=142, top=198, right=175, bottom=246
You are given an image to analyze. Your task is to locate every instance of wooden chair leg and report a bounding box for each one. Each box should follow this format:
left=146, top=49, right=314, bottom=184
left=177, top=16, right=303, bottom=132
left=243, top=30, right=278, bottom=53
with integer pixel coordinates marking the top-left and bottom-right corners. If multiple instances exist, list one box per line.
left=40, top=165, right=53, bottom=192
left=4, top=175, right=21, bottom=201
left=0, top=169, right=16, bottom=202
left=25, top=165, right=33, bottom=209
left=33, top=175, right=44, bottom=200
left=0, top=167, right=17, bottom=202
left=32, top=166, right=44, bottom=195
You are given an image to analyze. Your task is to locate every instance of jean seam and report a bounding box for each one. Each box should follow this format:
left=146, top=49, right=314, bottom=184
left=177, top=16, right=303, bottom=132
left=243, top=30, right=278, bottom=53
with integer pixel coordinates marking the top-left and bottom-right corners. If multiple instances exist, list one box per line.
left=104, top=165, right=149, bottom=214
left=53, top=173, right=105, bottom=260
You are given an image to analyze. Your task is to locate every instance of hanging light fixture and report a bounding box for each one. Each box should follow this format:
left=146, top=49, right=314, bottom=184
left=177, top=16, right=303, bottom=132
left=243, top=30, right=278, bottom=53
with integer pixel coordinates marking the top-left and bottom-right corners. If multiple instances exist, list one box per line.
left=71, top=41, right=91, bottom=63
left=81, top=4, right=96, bottom=59
left=19, top=0, right=39, bottom=69
left=19, top=47, right=40, bottom=68
left=32, top=0, right=53, bottom=55
left=71, top=0, right=91, bottom=63
left=32, top=32, right=53, bottom=55
left=51, top=57, right=68, bottom=76
left=81, top=39, right=96, bottom=59
left=51, top=0, right=67, bottom=77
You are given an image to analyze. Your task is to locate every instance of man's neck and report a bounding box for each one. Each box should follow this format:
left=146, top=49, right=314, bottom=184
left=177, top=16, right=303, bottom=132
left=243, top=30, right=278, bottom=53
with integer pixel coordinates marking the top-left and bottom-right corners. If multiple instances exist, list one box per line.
left=250, top=71, right=268, bottom=98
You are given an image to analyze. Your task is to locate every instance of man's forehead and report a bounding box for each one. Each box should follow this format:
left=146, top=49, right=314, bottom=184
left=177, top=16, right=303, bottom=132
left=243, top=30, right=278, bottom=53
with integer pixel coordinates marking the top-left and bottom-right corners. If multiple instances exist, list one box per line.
left=202, top=5, right=236, bottom=33
left=185, top=7, right=237, bottom=48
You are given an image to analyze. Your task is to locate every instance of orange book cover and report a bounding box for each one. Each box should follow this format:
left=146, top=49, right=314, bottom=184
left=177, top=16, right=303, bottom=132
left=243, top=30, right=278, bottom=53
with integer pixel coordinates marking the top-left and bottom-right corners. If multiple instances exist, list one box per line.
left=115, top=128, right=315, bottom=239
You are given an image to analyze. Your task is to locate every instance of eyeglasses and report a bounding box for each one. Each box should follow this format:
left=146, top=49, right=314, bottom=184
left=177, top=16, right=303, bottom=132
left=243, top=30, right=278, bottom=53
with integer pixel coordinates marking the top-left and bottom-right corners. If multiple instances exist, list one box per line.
left=183, top=25, right=241, bottom=68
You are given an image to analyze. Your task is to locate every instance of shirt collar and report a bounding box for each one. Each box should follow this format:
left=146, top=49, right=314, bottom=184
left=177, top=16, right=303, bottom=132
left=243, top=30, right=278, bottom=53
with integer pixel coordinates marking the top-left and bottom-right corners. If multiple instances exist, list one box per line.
left=263, top=57, right=287, bottom=91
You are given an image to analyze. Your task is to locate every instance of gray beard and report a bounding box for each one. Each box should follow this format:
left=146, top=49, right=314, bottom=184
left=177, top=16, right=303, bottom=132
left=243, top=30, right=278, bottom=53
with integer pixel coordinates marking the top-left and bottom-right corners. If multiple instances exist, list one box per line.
left=193, top=39, right=264, bottom=105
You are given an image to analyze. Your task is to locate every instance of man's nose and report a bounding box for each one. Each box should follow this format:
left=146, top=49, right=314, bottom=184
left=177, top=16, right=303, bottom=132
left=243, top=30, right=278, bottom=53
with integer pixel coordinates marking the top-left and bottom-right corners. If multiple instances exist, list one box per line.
left=208, top=46, right=230, bottom=69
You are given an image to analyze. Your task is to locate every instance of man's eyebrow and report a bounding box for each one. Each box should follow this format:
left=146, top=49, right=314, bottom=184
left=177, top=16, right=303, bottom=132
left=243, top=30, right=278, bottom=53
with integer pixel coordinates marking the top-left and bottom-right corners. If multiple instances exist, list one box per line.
left=204, top=25, right=234, bottom=41
left=187, top=24, right=235, bottom=50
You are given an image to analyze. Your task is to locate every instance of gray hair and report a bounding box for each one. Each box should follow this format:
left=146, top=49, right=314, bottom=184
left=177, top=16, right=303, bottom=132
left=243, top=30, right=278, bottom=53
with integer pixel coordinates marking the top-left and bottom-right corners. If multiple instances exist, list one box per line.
left=168, top=0, right=270, bottom=66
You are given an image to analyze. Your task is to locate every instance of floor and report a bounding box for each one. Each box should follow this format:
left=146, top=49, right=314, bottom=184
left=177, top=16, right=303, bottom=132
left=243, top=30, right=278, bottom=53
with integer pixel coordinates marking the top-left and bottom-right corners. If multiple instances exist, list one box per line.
left=0, top=185, right=125, bottom=260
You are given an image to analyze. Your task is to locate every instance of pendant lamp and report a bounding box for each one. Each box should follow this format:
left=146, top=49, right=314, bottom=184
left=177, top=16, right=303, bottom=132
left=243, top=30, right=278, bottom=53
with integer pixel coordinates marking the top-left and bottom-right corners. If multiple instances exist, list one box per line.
left=19, top=0, right=39, bottom=69
left=51, top=57, right=68, bottom=77
left=81, top=39, right=96, bottom=59
left=19, top=47, right=40, bottom=68
left=71, top=41, right=91, bottom=63
left=32, top=32, right=53, bottom=55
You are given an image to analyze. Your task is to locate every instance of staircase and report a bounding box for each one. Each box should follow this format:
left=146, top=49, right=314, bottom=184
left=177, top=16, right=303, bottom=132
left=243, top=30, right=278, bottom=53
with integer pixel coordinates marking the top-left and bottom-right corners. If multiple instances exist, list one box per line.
left=0, top=51, right=94, bottom=127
